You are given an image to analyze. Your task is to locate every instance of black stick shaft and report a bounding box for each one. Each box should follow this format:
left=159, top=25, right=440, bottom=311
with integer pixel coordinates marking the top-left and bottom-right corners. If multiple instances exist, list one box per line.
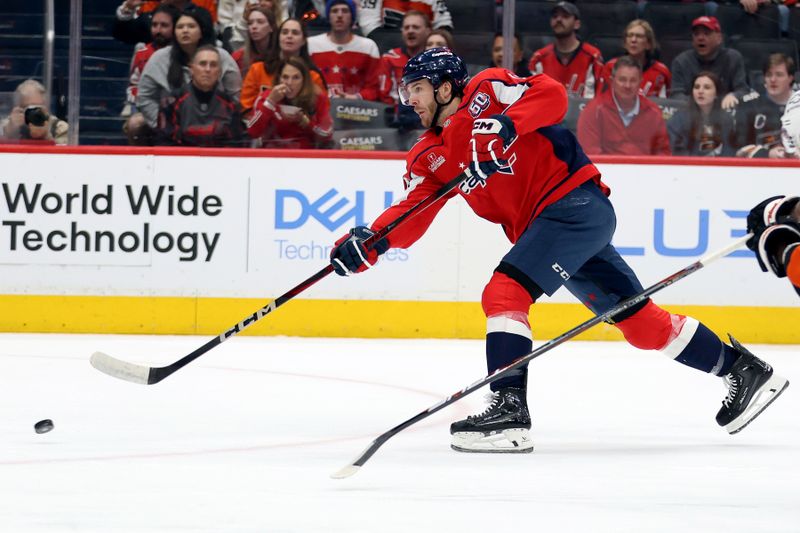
left=334, top=235, right=750, bottom=475
left=147, top=172, right=468, bottom=384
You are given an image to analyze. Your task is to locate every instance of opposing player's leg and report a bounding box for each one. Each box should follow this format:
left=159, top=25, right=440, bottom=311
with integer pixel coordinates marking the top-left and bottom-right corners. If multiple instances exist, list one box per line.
left=564, top=244, right=789, bottom=434
left=451, top=180, right=615, bottom=453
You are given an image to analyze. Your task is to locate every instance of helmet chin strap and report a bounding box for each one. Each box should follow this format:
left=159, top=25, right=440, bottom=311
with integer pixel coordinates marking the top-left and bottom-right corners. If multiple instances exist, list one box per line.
left=431, top=85, right=456, bottom=134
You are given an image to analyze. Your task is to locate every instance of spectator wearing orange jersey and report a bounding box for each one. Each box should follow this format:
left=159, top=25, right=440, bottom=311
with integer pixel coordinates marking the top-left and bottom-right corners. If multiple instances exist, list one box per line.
left=240, top=17, right=326, bottom=113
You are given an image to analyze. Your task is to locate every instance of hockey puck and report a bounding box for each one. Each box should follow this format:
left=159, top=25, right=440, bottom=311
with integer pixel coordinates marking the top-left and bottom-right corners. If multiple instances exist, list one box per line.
left=34, top=419, right=54, bottom=434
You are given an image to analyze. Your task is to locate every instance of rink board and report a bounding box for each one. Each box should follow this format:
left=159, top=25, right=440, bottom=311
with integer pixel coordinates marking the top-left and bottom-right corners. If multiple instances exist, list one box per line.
left=0, top=147, right=798, bottom=343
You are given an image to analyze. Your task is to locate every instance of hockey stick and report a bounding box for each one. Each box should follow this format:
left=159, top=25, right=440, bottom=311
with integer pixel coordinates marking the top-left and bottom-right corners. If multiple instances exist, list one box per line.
left=90, top=171, right=469, bottom=385
left=331, top=234, right=752, bottom=479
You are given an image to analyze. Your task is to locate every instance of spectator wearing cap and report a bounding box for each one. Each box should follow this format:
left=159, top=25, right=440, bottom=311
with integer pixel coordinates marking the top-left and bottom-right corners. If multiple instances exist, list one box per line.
left=308, top=0, right=382, bottom=100
left=490, top=33, right=531, bottom=78
left=577, top=55, right=671, bottom=155
left=358, top=0, right=453, bottom=38
left=599, top=19, right=670, bottom=98
left=378, top=10, right=432, bottom=128
left=736, top=53, right=797, bottom=158
left=528, top=1, right=604, bottom=98
left=671, top=16, right=749, bottom=111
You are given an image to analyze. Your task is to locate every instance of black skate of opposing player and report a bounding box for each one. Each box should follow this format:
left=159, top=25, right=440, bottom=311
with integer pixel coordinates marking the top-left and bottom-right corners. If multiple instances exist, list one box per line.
left=450, top=387, right=534, bottom=453
left=717, top=335, right=790, bottom=434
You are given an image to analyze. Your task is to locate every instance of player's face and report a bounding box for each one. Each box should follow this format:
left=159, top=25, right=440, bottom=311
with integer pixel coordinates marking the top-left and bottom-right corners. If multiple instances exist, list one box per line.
left=190, top=50, right=221, bottom=92
left=175, top=16, right=202, bottom=48
left=612, top=65, right=641, bottom=103
left=280, top=64, right=305, bottom=99
left=624, top=24, right=649, bottom=56
left=402, top=15, right=430, bottom=49
left=403, top=79, right=436, bottom=127
left=426, top=34, right=448, bottom=50
left=692, top=27, right=721, bottom=58
left=491, top=36, right=522, bottom=68
left=150, top=12, right=174, bottom=46
left=765, top=64, right=793, bottom=99
left=692, top=76, right=717, bottom=108
left=550, top=10, right=578, bottom=38
left=280, top=21, right=304, bottom=55
left=329, top=5, right=352, bottom=33
left=248, top=11, right=272, bottom=43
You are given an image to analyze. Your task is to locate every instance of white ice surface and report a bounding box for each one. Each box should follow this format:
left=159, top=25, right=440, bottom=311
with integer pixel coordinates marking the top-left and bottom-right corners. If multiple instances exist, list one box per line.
left=1, top=333, right=798, bottom=533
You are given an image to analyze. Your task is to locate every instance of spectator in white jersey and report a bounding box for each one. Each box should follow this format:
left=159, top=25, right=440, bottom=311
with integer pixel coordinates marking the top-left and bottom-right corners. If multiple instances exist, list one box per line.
left=358, top=0, right=452, bottom=38
left=736, top=53, right=796, bottom=159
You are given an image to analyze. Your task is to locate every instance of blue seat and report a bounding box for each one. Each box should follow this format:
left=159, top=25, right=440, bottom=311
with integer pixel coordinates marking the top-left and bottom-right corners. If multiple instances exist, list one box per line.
left=716, top=5, right=781, bottom=40
left=0, top=13, right=43, bottom=34
left=80, top=55, right=131, bottom=78
left=455, top=32, right=494, bottom=67
left=452, top=0, right=498, bottom=33
left=80, top=78, right=128, bottom=99
left=80, top=97, right=126, bottom=117
left=79, top=116, right=127, bottom=133
left=578, top=3, right=638, bottom=40
left=643, top=2, right=706, bottom=39
left=515, top=2, right=556, bottom=34
left=586, top=34, right=626, bottom=63
left=729, top=38, right=798, bottom=74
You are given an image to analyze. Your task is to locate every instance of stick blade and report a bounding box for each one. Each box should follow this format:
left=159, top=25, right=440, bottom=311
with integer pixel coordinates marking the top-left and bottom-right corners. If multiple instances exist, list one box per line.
left=330, top=464, right=360, bottom=480
left=90, top=352, right=152, bottom=385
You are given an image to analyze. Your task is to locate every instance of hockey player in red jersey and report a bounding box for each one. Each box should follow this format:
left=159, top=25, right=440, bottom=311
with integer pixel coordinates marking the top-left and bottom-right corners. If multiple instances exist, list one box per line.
left=329, top=48, right=789, bottom=452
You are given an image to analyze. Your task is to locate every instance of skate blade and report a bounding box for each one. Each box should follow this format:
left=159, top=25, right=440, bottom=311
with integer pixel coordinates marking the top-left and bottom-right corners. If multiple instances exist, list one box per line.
left=451, top=428, right=534, bottom=454
left=726, top=374, right=790, bottom=435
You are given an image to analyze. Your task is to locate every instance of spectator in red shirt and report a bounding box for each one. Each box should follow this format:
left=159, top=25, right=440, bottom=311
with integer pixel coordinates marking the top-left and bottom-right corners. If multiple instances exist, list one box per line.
left=599, top=20, right=671, bottom=98
left=528, top=1, right=603, bottom=98
left=308, top=0, right=382, bottom=100
left=125, top=4, right=180, bottom=115
left=159, top=45, right=244, bottom=146
left=247, top=56, right=333, bottom=148
left=577, top=55, right=671, bottom=155
left=231, top=6, right=278, bottom=77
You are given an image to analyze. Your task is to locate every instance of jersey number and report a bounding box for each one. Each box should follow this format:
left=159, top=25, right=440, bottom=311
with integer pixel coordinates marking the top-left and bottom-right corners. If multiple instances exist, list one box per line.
left=468, top=92, right=491, bottom=118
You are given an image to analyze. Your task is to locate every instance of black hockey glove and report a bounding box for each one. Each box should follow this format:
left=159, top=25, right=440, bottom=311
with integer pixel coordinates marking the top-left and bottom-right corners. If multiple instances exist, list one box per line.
left=469, top=114, right=516, bottom=181
left=330, top=226, right=389, bottom=276
left=746, top=195, right=800, bottom=253
left=755, top=221, right=800, bottom=278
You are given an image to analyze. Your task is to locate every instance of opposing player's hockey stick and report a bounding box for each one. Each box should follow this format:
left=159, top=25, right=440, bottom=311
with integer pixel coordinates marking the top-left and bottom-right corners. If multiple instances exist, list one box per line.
left=90, top=171, right=469, bottom=385
left=331, top=234, right=752, bottom=479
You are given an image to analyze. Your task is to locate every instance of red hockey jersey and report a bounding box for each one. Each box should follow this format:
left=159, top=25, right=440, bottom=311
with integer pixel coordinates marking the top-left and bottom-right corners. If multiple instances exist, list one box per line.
left=371, top=68, right=605, bottom=248
left=599, top=57, right=672, bottom=98
left=378, top=47, right=410, bottom=105
left=528, top=42, right=603, bottom=98
left=127, top=42, right=160, bottom=104
left=308, top=34, right=382, bottom=101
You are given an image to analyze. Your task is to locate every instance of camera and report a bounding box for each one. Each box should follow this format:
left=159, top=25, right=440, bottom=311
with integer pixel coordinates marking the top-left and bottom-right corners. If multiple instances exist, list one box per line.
left=24, top=105, right=49, bottom=127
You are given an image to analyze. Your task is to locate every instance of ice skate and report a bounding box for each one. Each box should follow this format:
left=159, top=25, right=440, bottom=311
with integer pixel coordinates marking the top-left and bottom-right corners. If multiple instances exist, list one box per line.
left=450, top=387, right=534, bottom=453
left=716, top=335, right=789, bottom=434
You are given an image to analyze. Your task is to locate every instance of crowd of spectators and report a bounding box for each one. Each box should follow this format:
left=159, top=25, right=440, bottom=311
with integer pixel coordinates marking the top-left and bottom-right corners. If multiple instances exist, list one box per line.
left=1, top=0, right=799, bottom=158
